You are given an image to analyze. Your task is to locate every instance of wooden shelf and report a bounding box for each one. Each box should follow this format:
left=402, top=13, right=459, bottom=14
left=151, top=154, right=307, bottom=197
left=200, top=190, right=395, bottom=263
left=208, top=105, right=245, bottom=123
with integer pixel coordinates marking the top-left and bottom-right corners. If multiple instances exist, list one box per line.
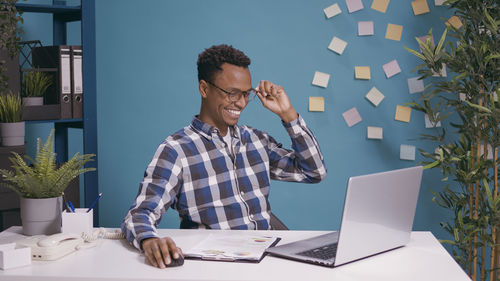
left=15, top=3, right=81, bottom=22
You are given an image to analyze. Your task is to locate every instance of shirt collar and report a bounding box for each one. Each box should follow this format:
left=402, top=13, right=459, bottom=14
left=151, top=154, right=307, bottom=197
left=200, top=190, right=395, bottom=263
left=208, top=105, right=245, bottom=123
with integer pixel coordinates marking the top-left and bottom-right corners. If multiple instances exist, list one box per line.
left=190, top=116, right=240, bottom=140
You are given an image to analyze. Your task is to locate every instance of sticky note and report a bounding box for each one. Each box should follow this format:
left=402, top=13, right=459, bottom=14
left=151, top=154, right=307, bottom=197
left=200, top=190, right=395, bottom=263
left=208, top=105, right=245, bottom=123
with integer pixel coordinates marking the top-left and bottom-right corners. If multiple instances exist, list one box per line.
left=355, top=66, right=371, bottom=80
left=408, top=77, right=424, bottom=94
left=385, top=23, right=403, bottom=41
left=342, top=107, right=362, bottom=127
left=365, top=87, right=385, bottom=107
left=493, top=91, right=498, bottom=102
left=435, top=0, right=446, bottom=5
left=417, top=35, right=435, bottom=51
left=425, top=114, right=441, bottom=128
left=309, top=97, right=325, bottom=112
left=459, top=93, right=467, bottom=101
left=367, top=126, right=383, bottom=139
left=371, top=0, right=390, bottom=13
left=346, top=0, right=364, bottom=13
left=395, top=105, right=412, bottom=123
left=400, top=144, right=416, bottom=161
left=312, top=71, right=330, bottom=88
left=358, top=21, right=374, bottom=36
left=432, top=63, right=447, bottom=77
left=411, top=0, right=430, bottom=15
left=481, top=144, right=494, bottom=160
left=382, top=60, right=401, bottom=78
left=328, top=36, right=348, bottom=55
left=324, top=3, right=342, bottom=18
left=446, top=16, right=463, bottom=29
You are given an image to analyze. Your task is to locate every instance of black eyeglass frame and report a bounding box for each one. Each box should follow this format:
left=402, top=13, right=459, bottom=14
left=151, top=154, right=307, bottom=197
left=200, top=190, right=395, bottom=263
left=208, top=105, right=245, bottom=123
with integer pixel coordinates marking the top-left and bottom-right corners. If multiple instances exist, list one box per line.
left=205, top=80, right=257, bottom=102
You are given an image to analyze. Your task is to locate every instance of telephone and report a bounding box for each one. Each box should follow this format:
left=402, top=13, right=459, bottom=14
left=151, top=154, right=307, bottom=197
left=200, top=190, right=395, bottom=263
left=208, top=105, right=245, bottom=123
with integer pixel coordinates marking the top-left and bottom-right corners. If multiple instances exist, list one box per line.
left=15, top=233, right=84, bottom=261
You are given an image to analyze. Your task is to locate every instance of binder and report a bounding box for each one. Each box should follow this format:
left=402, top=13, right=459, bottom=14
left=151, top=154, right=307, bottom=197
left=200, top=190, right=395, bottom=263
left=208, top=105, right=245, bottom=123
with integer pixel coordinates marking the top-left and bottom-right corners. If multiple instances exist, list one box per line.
left=71, top=46, right=83, bottom=119
left=32, top=46, right=72, bottom=119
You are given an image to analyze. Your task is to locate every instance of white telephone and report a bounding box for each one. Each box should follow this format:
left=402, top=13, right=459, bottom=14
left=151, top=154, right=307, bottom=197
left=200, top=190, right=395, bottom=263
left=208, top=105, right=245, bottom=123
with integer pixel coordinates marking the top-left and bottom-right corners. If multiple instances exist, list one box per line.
left=15, top=233, right=84, bottom=261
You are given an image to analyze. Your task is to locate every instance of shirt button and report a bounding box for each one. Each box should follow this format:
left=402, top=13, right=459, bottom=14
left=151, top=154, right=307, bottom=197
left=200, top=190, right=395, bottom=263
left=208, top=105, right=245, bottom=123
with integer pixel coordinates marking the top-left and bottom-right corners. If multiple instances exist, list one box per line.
left=250, top=214, right=255, bottom=219
left=240, top=191, right=244, bottom=196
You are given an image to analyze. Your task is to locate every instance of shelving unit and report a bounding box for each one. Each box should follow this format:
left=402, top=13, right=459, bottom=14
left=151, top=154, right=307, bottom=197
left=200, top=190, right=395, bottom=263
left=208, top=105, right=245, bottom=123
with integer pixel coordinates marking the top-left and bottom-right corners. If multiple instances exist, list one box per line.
left=15, top=0, right=99, bottom=225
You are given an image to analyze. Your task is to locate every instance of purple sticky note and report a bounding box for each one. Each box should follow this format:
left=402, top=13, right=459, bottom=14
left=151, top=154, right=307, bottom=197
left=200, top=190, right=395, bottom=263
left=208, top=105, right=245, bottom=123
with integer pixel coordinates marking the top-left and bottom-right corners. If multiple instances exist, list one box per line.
left=358, top=21, right=374, bottom=36
left=346, top=0, right=364, bottom=13
left=417, top=35, right=435, bottom=51
left=382, top=60, right=401, bottom=78
left=342, top=107, right=362, bottom=127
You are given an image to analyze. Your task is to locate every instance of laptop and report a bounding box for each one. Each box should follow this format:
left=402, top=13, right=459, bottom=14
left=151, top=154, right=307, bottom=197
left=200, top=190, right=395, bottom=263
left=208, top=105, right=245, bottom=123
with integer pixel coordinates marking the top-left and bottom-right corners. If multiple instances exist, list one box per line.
left=265, top=166, right=423, bottom=267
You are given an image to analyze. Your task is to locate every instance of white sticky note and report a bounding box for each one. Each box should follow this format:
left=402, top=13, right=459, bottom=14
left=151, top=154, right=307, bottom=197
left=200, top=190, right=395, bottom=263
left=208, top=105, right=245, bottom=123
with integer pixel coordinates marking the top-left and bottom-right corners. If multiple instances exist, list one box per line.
left=435, top=0, right=446, bottom=5
left=432, top=63, right=447, bottom=77
left=408, top=77, right=424, bottom=94
left=312, top=71, right=330, bottom=88
left=365, top=87, right=385, bottom=107
left=342, top=107, right=362, bottom=127
left=382, top=59, right=401, bottom=78
left=367, top=126, right=383, bottom=139
left=400, top=144, right=416, bottom=161
left=346, top=0, right=364, bottom=13
left=425, top=114, right=442, bottom=128
left=481, top=144, right=494, bottom=160
left=459, top=93, right=467, bottom=101
left=324, top=3, right=342, bottom=18
left=358, top=21, right=374, bottom=36
left=493, top=91, right=498, bottom=102
left=328, top=36, right=348, bottom=55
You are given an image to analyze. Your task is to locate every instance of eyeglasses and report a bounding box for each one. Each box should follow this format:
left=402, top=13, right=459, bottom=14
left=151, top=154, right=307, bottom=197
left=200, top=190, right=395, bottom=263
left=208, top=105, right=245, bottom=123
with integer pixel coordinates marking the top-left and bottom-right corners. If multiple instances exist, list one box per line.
left=206, top=80, right=256, bottom=102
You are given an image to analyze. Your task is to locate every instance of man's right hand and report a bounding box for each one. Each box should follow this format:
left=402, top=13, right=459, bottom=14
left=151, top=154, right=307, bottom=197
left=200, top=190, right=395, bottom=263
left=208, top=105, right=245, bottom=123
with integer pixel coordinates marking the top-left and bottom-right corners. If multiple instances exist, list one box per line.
left=141, top=237, right=183, bottom=268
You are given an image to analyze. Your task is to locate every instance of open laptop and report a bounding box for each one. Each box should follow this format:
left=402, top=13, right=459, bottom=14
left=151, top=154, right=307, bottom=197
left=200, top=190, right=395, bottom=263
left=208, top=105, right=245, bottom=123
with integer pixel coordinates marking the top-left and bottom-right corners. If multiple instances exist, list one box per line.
left=265, top=166, right=423, bottom=267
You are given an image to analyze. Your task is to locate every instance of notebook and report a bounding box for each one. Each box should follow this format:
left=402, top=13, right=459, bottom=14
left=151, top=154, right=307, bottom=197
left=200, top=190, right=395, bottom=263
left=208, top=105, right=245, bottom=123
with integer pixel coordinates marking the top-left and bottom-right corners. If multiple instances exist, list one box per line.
left=265, top=166, right=423, bottom=267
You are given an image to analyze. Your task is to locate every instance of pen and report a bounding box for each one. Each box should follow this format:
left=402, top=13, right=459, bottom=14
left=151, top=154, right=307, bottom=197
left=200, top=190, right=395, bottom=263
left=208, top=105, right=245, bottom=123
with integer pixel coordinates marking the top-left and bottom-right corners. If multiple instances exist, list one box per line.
left=87, top=193, right=102, bottom=213
left=68, top=200, right=75, bottom=212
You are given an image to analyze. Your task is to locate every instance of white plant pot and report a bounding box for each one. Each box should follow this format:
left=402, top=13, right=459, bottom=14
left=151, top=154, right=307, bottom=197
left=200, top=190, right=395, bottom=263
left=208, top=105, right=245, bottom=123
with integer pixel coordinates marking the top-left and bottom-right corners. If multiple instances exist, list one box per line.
left=20, top=196, right=63, bottom=236
left=23, top=97, right=43, bottom=106
left=0, top=122, right=25, bottom=146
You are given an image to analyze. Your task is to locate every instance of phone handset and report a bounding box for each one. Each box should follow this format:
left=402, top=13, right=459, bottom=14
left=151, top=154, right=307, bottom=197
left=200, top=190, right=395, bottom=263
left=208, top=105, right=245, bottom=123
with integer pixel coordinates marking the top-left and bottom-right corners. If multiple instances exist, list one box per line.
left=37, top=233, right=82, bottom=247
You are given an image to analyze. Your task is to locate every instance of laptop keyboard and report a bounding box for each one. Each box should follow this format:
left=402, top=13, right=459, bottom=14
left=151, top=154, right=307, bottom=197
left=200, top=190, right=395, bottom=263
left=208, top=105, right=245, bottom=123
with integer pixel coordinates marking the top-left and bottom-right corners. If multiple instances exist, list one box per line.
left=296, top=243, right=338, bottom=260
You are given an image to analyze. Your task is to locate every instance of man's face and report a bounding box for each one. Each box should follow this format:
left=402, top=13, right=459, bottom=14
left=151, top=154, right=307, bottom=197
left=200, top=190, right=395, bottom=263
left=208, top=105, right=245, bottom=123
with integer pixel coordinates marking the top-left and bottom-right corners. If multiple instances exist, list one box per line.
left=200, top=63, right=252, bottom=132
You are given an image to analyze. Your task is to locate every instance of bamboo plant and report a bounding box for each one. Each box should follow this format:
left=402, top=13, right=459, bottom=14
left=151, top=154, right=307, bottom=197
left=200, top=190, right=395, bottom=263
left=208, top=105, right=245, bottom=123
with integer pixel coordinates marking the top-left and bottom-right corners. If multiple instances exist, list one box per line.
left=0, top=92, right=22, bottom=123
left=0, top=129, right=96, bottom=198
left=22, top=70, right=52, bottom=98
left=404, top=0, right=499, bottom=280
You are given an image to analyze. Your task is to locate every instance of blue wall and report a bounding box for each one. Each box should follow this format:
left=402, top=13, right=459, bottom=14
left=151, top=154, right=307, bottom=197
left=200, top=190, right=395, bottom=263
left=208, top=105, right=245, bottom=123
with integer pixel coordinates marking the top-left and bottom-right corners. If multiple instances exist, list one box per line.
left=23, top=0, right=456, bottom=240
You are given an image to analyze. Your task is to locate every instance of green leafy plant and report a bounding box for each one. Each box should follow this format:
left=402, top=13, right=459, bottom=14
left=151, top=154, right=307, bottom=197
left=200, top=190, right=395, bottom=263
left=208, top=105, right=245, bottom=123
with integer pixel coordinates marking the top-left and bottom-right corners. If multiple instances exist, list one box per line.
left=0, top=92, right=22, bottom=122
left=22, top=70, right=52, bottom=98
left=0, top=129, right=96, bottom=198
left=0, top=0, right=23, bottom=93
left=404, top=0, right=499, bottom=280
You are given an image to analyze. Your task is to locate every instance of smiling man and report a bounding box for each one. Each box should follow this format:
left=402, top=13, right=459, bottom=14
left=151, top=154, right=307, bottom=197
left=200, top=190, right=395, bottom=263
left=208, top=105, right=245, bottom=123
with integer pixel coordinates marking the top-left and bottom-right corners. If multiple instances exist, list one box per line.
left=122, top=44, right=327, bottom=268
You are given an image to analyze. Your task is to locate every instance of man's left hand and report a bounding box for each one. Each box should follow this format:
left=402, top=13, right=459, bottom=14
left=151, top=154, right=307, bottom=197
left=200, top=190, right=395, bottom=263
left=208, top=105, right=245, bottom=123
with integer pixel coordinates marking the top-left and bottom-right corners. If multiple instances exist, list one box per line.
left=256, top=80, right=298, bottom=123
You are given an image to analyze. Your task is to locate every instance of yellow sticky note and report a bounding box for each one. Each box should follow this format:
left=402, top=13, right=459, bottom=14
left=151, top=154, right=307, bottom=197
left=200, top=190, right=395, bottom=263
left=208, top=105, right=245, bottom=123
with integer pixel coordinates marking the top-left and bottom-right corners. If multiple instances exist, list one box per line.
left=395, top=105, right=412, bottom=123
left=355, top=66, right=371, bottom=80
left=371, top=0, right=390, bottom=13
left=385, top=23, right=403, bottom=41
left=446, top=16, right=463, bottom=29
left=309, top=97, right=325, bottom=112
left=411, top=0, right=430, bottom=15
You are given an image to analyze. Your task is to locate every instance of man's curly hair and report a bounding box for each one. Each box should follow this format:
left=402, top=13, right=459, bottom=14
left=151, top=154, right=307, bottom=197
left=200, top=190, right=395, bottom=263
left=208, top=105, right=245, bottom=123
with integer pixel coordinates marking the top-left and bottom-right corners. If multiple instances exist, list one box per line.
left=197, top=44, right=251, bottom=82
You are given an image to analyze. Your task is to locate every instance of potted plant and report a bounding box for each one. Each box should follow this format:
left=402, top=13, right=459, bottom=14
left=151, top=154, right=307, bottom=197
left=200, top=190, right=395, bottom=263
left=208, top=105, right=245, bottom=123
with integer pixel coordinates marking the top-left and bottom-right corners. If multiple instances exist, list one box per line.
left=0, top=92, right=24, bottom=146
left=0, top=129, right=95, bottom=235
left=0, top=0, right=23, bottom=94
left=21, top=70, right=52, bottom=106
left=404, top=0, right=499, bottom=280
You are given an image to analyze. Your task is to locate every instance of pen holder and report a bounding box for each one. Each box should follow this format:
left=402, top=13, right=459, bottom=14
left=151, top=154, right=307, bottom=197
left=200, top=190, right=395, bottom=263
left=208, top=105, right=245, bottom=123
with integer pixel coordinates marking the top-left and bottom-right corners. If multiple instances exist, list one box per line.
left=62, top=208, right=93, bottom=235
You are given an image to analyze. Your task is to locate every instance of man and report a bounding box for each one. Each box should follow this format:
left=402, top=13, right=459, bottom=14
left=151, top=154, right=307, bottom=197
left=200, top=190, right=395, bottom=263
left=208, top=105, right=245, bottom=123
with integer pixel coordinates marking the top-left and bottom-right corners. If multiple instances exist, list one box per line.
left=122, top=44, right=327, bottom=268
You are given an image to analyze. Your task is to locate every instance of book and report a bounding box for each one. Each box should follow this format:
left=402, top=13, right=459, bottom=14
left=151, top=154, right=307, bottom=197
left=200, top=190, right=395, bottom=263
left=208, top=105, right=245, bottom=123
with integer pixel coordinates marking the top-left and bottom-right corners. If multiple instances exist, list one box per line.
left=183, top=233, right=281, bottom=263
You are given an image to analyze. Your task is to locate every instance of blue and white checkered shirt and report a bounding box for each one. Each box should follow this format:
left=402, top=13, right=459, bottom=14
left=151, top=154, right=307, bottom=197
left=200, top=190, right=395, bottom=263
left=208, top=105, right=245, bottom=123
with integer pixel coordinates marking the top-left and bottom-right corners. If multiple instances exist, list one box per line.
left=122, top=115, right=327, bottom=250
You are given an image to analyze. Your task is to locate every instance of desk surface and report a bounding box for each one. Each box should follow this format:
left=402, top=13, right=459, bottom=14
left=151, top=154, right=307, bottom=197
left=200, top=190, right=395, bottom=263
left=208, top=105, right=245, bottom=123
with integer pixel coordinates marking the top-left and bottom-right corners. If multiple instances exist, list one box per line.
left=0, top=227, right=470, bottom=281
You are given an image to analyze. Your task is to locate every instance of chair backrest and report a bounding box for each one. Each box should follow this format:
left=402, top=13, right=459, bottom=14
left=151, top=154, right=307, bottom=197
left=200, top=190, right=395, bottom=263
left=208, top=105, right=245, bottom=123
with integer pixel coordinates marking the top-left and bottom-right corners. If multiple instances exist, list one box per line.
left=270, top=213, right=288, bottom=230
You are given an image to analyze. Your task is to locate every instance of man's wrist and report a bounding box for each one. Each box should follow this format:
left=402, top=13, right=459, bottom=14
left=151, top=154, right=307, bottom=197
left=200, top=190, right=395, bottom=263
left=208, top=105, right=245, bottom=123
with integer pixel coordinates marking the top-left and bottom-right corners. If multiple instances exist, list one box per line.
left=279, top=108, right=298, bottom=123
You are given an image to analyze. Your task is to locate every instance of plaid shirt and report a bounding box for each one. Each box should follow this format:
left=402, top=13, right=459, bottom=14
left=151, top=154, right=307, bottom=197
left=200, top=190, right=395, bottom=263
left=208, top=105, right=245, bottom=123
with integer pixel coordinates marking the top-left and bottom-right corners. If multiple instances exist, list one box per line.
left=122, top=115, right=326, bottom=250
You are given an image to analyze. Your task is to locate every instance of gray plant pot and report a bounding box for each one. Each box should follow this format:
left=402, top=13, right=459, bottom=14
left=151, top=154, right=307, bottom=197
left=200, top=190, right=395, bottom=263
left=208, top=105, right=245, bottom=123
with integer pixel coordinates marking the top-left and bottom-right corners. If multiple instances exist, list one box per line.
left=23, top=97, right=43, bottom=106
left=20, top=196, right=62, bottom=236
left=0, top=122, right=25, bottom=146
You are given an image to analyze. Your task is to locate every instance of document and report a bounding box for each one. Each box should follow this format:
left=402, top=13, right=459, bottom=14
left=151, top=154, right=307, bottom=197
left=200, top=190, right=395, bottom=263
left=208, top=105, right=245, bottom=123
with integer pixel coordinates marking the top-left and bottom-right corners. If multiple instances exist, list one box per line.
left=184, top=233, right=280, bottom=263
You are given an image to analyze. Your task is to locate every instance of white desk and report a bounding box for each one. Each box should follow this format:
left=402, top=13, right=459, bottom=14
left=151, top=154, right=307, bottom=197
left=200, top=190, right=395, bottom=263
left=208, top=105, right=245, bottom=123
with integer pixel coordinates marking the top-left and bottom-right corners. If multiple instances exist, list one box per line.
left=0, top=227, right=470, bottom=281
